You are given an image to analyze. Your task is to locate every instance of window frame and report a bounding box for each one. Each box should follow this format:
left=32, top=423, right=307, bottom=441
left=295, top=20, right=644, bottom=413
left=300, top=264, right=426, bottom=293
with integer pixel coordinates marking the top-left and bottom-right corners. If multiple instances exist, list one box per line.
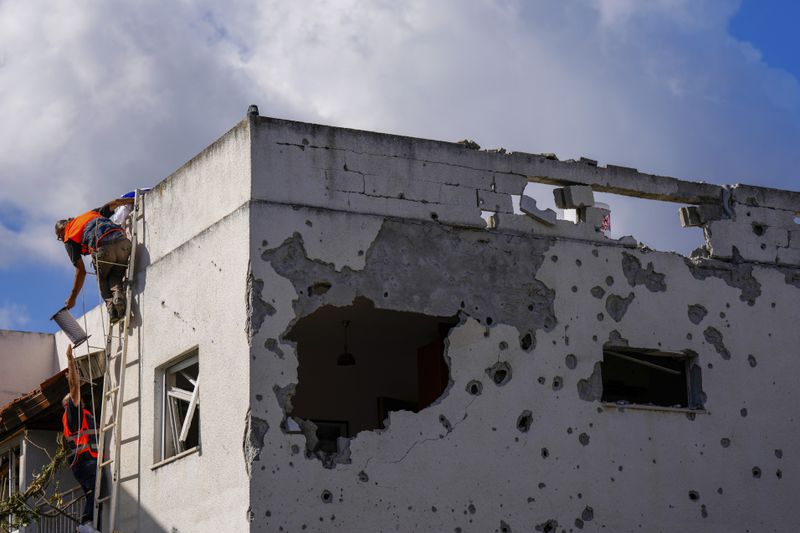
left=157, top=349, right=200, bottom=464
left=600, top=347, right=704, bottom=412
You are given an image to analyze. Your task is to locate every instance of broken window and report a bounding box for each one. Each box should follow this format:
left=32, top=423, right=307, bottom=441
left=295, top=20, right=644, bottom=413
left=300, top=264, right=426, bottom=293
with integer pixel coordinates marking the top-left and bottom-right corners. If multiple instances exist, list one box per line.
left=601, top=347, right=703, bottom=409
left=159, top=351, right=200, bottom=461
left=0, top=442, right=21, bottom=528
left=285, top=297, right=456, bottom=460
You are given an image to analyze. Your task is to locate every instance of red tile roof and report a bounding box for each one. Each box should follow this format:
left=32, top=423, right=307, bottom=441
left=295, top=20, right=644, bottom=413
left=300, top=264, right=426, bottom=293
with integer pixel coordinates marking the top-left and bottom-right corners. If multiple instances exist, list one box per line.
left=0, top=369, right=69, bottom=437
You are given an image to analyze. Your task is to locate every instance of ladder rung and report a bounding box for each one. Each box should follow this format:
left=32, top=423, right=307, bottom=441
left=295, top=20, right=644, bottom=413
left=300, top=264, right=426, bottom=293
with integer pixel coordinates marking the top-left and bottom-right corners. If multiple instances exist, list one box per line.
left=99, top=458, right=114, bottom=468
left=105, top=386, right=120, bottom=397
left=102, top=421, right=116, bottom=432
left=96, top=495, right=111, bottom=503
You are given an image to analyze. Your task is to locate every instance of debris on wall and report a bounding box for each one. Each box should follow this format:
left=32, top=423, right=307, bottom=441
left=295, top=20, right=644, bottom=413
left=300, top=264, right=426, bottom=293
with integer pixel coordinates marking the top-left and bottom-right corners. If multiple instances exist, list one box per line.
left=243, top=409, right=269, bottom=477
left=245, top=262, right=276, bottom=344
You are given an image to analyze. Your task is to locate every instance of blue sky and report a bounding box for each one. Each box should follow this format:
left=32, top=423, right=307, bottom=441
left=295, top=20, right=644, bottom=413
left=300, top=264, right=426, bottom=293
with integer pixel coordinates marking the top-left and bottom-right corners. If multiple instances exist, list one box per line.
left=1, top=0, right=798, bottom=333
left=730, top=1, right=800, bottom=81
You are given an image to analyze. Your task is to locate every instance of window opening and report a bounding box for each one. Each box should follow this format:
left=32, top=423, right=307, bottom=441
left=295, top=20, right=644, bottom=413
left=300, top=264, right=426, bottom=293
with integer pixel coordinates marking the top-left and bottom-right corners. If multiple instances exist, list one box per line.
left=601, top=347, right=702, bottom=409
left=160, top=351, right=200, bottom=461
left=523, top=182, right=561, bottom=216
left=594, top=192, right=704, bottom=255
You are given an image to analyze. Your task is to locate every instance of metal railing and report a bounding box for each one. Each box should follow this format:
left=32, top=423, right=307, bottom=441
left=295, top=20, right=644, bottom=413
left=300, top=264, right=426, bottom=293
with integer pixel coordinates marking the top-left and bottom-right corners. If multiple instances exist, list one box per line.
left=35, top=486, right=83, bottom=533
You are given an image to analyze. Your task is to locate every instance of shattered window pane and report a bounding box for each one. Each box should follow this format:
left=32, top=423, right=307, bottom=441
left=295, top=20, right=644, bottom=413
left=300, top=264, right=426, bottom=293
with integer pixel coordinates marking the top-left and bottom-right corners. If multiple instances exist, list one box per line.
left=161, top=352, right=200, bottom=460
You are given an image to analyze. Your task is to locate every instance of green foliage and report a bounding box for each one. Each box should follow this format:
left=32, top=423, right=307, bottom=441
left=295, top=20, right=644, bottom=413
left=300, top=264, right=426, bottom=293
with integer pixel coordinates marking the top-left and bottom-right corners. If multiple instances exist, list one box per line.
left=0, top=435, right=77, bottom=532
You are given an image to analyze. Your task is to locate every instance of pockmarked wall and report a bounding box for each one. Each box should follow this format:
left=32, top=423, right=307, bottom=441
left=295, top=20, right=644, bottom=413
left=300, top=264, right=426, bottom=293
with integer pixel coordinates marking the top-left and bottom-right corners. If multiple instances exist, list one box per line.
left=245, top=116, right=800, bottom=533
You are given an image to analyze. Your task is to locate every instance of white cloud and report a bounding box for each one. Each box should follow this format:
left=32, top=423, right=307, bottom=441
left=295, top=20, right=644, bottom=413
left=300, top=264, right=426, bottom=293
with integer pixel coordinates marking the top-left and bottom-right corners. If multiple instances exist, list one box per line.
left=0, top=221, right=64, bottom=268
left=0, top=0, right=797, bottom=262
left=0, top=301, right=31, bottom=330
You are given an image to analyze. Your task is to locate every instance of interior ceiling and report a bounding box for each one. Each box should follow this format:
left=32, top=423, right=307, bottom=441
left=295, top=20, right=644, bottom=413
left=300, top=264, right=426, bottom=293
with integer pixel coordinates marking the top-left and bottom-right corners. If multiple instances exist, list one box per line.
left=286, top=297, right=457, bottom=357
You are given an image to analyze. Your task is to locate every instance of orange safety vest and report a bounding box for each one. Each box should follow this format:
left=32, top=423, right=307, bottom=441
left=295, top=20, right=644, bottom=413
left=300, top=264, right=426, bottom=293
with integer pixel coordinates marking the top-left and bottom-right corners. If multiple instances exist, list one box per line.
left=64, top=210, right=123, bottom=254
left=64, top=211, right=101, bottom=254
left=63, top=407, right=98, bottom=465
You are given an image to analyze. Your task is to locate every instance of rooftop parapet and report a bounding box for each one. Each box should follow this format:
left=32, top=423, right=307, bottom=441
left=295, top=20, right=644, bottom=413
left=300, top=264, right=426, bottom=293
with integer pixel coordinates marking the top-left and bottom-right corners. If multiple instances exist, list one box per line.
left=248, top=111, right=800, bottom=267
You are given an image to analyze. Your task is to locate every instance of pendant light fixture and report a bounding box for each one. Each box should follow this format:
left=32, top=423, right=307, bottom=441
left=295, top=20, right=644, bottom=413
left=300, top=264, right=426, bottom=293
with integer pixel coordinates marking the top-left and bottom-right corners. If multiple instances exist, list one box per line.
left=337, top=320, right=356, bottom=366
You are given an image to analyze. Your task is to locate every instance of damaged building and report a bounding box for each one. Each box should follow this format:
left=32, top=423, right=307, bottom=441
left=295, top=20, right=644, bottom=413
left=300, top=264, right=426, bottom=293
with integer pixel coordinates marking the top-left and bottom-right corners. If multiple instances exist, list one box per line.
left=1, top=107, right=799, bottom=532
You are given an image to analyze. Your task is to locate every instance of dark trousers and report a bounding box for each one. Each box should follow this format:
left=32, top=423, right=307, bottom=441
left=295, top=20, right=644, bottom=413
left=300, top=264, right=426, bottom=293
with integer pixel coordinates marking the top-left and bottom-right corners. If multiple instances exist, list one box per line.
left=93, top=237, right=132, bottom=314
left=71, top=457, right=98, bottom=525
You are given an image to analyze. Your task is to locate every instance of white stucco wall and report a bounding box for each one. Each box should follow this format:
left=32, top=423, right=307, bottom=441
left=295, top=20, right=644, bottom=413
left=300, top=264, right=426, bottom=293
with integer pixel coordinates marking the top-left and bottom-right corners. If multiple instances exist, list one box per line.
left=116, top=116, right=252, bottom=532
left=131, top=204, right=251, bottom=532
left=142, top=117, right=251, bottom=264
left=52, top=116, right=254, bottom=532
left=0, top=330, right=57, bottom=406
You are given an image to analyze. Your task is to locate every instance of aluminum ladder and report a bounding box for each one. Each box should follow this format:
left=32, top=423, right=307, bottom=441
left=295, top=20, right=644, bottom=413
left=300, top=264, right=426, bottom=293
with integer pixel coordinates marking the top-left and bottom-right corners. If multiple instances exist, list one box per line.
left=93, top=189, right=143, bottom=532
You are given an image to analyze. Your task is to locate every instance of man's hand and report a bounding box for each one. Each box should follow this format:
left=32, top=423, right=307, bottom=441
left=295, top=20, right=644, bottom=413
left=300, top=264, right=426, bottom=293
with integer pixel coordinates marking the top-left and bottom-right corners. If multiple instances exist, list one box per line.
left=66, top=344, right=73, bottom=360
left=66, top=260, right=86, bottom=310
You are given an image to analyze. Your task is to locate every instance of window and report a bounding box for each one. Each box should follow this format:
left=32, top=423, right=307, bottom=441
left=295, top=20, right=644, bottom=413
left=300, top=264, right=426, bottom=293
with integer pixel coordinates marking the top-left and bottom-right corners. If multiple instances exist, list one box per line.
left=159, top=351, right=200, bottom=461
left=601, top=347, right=703, bottom=409
left=0, top=443, right=21, bottom=529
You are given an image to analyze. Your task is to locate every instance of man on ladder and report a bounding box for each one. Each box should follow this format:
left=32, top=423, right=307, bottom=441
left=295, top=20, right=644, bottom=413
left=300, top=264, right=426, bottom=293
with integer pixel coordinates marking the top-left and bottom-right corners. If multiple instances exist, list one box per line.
left=54, top=197, right=134, bottom=322
left=63, top=344, right=102, bottom=533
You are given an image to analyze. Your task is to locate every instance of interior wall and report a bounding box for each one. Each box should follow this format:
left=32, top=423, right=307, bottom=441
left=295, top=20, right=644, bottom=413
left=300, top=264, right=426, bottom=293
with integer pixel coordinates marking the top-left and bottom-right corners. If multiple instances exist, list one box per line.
left=287, top=297, right=451, bottom=436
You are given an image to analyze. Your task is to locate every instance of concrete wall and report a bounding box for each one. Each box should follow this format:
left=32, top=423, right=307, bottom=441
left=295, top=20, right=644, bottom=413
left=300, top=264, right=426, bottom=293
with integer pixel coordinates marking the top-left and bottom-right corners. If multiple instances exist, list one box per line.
left=113, top=115, right=252, bottom=532
left=0, top=330, right=57, bottom=406
left=131, top=204, right=251, bottom=533
left=142, top=117, right=251, bottom=264
left=247, top=117, right=800, bottom=532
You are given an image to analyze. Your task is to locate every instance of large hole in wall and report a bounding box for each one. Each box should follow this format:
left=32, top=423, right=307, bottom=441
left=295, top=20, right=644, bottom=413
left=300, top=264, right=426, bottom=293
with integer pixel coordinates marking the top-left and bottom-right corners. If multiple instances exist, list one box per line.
left=285, top=297, right=458, bottom=461
left=593, top=193, right=704, bottom=255
left=522, top=182, right=561, bottom=215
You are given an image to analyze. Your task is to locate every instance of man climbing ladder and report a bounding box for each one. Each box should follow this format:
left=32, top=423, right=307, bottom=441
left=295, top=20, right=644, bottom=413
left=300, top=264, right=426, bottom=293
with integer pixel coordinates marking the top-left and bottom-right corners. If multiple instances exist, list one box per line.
left=63, top=344, right=102, bottom=533
left=54, top=197, right=134, bottom=322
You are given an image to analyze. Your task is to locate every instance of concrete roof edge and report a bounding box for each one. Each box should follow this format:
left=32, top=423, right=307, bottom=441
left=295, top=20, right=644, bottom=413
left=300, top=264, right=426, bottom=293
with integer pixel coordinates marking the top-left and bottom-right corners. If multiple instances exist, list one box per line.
left=252, top=114, right=798, bottom=210
left=150, top=117, right=251, bottom=195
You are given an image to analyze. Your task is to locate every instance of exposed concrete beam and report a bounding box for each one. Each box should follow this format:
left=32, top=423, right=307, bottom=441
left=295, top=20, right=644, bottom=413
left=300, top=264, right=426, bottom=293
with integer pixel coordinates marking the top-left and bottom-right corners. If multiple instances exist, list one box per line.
left=730, top=184, right=800, bottom=214
left=507, top=152, right=726, bottom=206
left=507, top=153, right=798, bottom=212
